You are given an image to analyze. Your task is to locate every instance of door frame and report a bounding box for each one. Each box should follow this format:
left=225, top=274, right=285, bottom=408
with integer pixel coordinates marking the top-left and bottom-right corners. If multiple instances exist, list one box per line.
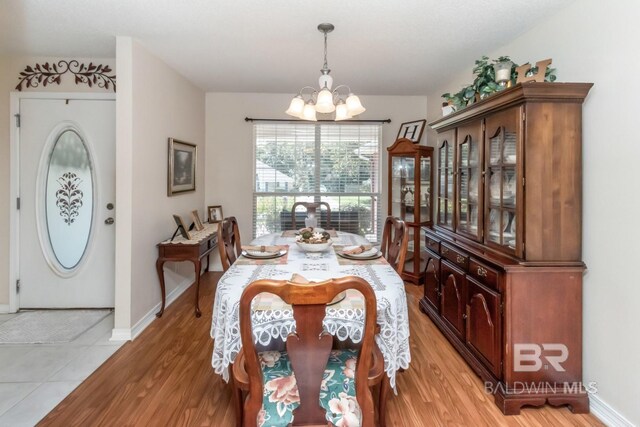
left=9, top=91, right=116, bottom=313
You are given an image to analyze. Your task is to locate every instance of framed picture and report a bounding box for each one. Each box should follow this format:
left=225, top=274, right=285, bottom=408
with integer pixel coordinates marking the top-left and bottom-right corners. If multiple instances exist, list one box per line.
left=168, top=138, right=197, bottom=196
left=207, top=205, right=223, bottom=223
left=172, top=214, right=192, bottom=240
left=191, top=210, right=204, bottom=231
left=396, top=119, right=426, bottom=143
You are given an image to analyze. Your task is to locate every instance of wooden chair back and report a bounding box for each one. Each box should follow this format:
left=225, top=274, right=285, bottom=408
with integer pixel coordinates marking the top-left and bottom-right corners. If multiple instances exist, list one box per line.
left=380, top=216, right=409, bottom=275
left=239, top=276, right=377, bottom=427
left=217, top=216, right=242, bottom=271
left=291, top=201, right=332, bottom=229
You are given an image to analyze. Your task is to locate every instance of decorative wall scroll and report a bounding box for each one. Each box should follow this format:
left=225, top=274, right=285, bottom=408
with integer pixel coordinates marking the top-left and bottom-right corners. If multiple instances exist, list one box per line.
left=15, top=60, right=116, bottom=92
left=516, top=58, right=553, bottom=84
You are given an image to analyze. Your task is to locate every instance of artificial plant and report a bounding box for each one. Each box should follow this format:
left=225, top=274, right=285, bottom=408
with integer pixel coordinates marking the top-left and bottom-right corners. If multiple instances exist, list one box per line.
left=442, top=56, right=557, bottom=110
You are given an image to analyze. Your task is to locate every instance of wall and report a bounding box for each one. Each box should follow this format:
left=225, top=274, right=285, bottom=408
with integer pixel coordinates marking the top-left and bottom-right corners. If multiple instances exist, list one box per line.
left=427, top=0, right=640, bottom=424
left=115, top=38, right=206, bottom=332
left=0, top=55, right=115, bottom=310
left=205, top=92, right=428, bottom=268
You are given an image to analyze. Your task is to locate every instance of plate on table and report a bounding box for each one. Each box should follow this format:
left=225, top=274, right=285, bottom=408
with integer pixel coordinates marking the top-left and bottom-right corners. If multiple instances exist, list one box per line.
left=242, top=249, right=287, bottom=259
left=337, top=246, right=382, bottom=260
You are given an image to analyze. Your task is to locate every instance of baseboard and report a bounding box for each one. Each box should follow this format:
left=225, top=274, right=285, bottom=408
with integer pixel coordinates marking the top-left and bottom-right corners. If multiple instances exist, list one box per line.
left=590, top=394, right=635, bottom=427
left=110, top=328, right=132, bottom=341
left=0, top=305, right=10, bottom=314
left=130, top=277, right=193, bottom=340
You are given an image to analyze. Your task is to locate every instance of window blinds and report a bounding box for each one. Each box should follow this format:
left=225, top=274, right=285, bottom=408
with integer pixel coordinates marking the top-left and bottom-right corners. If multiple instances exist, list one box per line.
left=253, top=123, right=382, bottom=241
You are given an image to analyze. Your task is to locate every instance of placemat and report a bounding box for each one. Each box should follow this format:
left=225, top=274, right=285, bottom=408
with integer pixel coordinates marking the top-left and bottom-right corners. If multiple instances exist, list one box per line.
left=333, top=245, right=388, bottom=266
left=234, top=245, right=290, bottom=265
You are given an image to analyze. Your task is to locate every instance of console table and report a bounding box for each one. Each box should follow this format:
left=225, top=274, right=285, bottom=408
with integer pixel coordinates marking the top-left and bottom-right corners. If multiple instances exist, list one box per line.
left=156, top=223, right=218, bottom=318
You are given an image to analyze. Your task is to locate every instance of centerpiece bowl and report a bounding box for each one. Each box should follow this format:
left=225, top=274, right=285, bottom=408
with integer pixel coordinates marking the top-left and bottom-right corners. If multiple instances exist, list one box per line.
left=295, top=229, right=333, bottom=252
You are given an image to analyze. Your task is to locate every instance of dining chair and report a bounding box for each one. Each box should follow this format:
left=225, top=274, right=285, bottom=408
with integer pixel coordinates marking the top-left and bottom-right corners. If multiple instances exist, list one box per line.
left=217, top=216, right=242, bottom=271
left=380, top=216, right=409, bottom=275
left=231, top=276, right=385, bottom=427
left=291, top=201, right=332, bottom=229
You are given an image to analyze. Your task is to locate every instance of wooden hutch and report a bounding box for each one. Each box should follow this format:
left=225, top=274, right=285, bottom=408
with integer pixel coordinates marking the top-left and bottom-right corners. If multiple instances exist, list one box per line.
left=420, top=82, right=593, bottom=414
left=387, top=138, right=434, bottom=284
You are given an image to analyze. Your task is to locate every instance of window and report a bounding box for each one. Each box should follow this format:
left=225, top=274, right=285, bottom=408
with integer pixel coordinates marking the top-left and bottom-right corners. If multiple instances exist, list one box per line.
left=253, top=123, right=381, bottom=241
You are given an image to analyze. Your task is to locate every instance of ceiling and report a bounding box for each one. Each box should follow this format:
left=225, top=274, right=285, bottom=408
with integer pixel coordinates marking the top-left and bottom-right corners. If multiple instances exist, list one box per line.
left=0, top=0, right=574, bottom=95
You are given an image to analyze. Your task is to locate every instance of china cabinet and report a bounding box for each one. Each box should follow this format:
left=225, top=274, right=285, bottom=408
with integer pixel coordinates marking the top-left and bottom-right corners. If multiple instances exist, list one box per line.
left=420, top=82, right=593, bottom=415
left=387, top=138, right=434, bottom=284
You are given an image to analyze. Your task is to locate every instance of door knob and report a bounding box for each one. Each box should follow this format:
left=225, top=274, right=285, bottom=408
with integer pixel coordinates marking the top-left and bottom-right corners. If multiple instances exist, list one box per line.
left=105, top=217, right=114, bottom=225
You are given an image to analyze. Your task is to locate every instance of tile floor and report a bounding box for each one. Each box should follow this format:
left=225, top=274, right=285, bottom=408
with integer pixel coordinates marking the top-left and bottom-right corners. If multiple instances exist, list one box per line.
left=0, top=312, right=125, bottom=426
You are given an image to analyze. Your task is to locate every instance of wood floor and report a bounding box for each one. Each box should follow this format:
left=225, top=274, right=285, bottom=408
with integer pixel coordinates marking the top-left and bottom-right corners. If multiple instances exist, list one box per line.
left=40, top=273, right=602, bottom=426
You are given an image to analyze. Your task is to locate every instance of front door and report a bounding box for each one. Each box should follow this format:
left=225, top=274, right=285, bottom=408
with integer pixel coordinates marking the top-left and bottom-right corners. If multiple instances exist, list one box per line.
left=18, top=98, right=115, bottom=308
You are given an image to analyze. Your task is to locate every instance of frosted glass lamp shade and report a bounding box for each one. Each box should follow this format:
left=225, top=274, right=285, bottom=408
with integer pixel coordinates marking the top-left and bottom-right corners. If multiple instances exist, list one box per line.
left=346, top=93, right=366, bottom=116
left=316, top=88, right=335, bottom=113
left=303, top=101, right=317, bottom=121
left=335, top=101, right=352, bottom=121
left=285, top=95, right=305, bottom=118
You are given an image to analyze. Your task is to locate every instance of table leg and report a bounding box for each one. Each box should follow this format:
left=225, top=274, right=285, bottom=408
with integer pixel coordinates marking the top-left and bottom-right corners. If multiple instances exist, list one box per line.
left=192, top=259, right=202, bottom=318
left=155, top=258, right=167, bottom=318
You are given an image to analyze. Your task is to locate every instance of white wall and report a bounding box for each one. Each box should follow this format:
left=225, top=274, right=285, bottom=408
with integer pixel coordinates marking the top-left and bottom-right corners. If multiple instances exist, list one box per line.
left=427, top=0, right=640, bottom=424
left=115, top=38, right=205, bottom=332
left=205, top=92, right=428, bottom=267
left=0, top=55, right=115, bottom=310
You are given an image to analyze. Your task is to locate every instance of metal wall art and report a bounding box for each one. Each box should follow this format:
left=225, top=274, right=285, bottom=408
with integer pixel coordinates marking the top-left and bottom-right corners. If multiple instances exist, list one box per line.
left=15, top=60, right=116, bottom=91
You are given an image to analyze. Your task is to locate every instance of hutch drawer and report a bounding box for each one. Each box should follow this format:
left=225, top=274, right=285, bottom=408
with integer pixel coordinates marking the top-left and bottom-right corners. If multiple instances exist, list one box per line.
left=469, top=258, right=499, bottom=290
left=441, top=242, right=469, bottom=270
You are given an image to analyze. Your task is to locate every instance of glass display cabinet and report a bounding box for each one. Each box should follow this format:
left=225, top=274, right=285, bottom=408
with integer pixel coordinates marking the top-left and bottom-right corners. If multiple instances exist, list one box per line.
left=387, top=138, right=434, bottom=284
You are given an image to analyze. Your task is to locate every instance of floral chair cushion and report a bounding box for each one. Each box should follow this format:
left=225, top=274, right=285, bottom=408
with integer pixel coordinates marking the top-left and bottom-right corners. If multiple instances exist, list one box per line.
left=257, top=349, right=362, bottom=427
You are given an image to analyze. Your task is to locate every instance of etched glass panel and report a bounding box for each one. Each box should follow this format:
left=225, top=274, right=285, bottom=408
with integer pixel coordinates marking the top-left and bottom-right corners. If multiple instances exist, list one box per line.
left=45, top=129, right=93, bottom=270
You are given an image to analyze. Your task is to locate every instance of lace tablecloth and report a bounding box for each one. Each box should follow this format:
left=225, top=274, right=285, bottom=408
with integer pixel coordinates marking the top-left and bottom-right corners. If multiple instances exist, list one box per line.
left=210, top=232, right=411, bottom=389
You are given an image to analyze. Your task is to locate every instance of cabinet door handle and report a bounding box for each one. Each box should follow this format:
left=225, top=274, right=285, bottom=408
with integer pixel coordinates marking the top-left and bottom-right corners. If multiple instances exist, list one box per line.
left=462, top=313, right=468, bottom=320
left=442, top=247, right=449, bottom=255
left=456, top=255, right=465, bottom=264
left=477, top=266, right=488, bottom=277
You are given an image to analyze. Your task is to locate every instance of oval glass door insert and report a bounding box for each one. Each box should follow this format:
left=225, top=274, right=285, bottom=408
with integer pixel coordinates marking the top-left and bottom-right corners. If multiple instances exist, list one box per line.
left=44, top=128, right=94, bottom=272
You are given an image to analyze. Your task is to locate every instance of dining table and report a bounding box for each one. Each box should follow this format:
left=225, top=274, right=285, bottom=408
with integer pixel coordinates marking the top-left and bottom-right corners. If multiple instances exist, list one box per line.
left=209, top=231, right=411, bottom=390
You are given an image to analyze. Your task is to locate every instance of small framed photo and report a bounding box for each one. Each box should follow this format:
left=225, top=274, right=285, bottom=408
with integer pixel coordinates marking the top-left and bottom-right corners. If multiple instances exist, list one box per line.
left=207, top=205, right=223, bottom=223
left=191, top=210, right=204, bottom=231
left=168, top=138, right=197, bottom=196
left=172, top=214, right=192, bottom=240
left=396, top=119, right=427, bottom=143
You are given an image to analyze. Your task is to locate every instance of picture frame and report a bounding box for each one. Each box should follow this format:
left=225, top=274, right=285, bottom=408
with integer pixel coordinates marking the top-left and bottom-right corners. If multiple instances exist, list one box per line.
left=168, top=138, right=197, bottom=196
left=396, top=119, right=426, bottom=143
left=172, top=214, right=192, bottom=240
left=207, top=205, right=223, bottom=223
left=191, top=210, right=204, bottom=231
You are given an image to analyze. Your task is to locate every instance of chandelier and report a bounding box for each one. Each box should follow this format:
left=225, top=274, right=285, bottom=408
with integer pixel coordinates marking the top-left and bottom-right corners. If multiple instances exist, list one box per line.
left=285, top=23, right=366, bottom=121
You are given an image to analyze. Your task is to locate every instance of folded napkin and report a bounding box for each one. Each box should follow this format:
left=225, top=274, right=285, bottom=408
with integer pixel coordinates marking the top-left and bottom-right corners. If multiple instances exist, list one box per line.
left=342, top=244, right=373, bottom=255
left=241, top=245, right=283, bottom=253
left=290, top=273, right=310, bottom=284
